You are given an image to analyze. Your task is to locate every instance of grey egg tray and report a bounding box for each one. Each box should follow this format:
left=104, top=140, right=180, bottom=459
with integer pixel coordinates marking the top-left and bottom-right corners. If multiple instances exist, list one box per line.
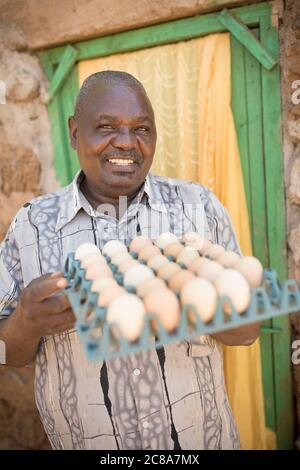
left=63, top=252, right=300, bottom=361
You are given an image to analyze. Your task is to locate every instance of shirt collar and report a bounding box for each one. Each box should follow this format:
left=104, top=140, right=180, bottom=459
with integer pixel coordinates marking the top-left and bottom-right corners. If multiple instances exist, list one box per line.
left=55, top=169, right=167, bottom=232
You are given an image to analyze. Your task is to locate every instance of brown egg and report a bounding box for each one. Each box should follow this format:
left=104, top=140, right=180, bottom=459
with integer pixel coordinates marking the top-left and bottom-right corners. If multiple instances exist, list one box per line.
left=97, top=285, right=126, bottom=308
left=182, top=232, right=206, bottom=251
left=203, top=243, right=225, bottom=259
left=138, top=244, right=161, bottom=262
left=147, top=254, right=169, bottom=271
left=137, top=277, right=167, bottom=298
left=157, top=262, right=182, bottom=281
left=188, top=257, right=206, bottom=273
left=180, top=278, right=217, bottom=323
left=110, top=251, right=132, bottom=266
left=118, top=259, right=139, bottom=274
left=85, top=262, right=113, bottom=280
left=163, top=242, right=184, bottom=259
left=129, top=236, right=152, bottom=254
left=197, top=259, right=224, bottom=283
left=176, top=246, right=199, bottom=267
left=144, top=288, right=181, bottom=333
left=168, top=270, right=195, bottom=291
left=216, top=251, right=241, bottom=268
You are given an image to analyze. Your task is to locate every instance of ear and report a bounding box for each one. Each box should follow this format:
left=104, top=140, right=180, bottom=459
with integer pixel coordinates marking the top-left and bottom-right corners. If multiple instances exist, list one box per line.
left=68, top=116, right=78, bottom=150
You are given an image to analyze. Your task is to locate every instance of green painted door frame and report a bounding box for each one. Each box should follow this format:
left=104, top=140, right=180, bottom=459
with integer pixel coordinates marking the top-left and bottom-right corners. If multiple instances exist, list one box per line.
left=39, top=2, right=294, bottom=449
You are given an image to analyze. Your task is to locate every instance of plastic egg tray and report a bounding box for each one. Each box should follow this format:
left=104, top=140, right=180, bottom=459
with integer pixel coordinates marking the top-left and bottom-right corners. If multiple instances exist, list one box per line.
left=63, top=252, right=300, bottom=362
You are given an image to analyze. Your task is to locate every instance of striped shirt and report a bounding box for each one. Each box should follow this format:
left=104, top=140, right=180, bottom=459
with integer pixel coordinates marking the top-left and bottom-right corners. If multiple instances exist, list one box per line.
left=0, top=170, right=241, bottom=450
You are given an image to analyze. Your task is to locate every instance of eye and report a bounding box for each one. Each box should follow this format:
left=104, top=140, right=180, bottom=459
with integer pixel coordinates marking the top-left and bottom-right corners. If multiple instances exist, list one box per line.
left=135, top=126, right=150, bottom=132
left=98, top=124, right=114, bottom=130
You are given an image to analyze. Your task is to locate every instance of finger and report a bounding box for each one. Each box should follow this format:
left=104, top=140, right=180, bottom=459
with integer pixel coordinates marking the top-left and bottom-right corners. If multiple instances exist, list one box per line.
left=27, top=277, right=68, bottom=302
left=36, top=294, right=71, bottom=315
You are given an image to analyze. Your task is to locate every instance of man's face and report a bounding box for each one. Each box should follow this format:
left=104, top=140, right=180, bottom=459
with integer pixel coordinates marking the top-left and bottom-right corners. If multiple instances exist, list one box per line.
left=69, top=83, right=157, bottom=198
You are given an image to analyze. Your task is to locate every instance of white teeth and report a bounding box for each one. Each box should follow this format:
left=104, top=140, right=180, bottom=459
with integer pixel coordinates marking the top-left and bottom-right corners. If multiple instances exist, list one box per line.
left=108, top=158, right=134, bottom=165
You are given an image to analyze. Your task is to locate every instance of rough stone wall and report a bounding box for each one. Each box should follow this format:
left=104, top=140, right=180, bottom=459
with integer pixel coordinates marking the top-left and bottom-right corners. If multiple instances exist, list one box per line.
left=281, top=0, right=300, bottom=449
left=0, top=23, right=57, bottom=449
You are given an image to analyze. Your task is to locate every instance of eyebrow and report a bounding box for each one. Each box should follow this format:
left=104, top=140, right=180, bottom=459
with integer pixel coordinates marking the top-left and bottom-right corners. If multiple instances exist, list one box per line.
left=94, top=114, right=152, bottom=123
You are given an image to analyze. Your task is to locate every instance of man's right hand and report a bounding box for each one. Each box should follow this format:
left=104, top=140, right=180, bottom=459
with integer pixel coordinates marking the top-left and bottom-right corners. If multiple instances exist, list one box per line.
left=14, top=272, right=76, bottom=339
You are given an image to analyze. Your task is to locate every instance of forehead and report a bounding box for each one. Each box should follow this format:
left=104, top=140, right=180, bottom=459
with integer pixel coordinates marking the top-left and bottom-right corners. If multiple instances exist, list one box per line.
left=82, top=83, right=153, bottom=121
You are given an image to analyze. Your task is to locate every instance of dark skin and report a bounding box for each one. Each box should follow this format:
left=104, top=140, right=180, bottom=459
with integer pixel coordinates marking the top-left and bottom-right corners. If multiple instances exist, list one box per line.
left=0, top=82, right=259, bottom=367
left=69, top=83, right=157, bottom=218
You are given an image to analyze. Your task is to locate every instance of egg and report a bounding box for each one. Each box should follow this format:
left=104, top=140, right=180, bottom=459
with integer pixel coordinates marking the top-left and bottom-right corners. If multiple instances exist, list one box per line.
left=155, top=232, right=178, bottom=250
left=216, top=251, right=241, bottom=268
left=97, top=285, right=127, bottom=308
left=138, top=244, right=161, bottom=262
left=107, top=294, right=146, bottom=342
left=129, top=236, right=152, bottom=254
left=118, top=259, right=139, bottom=274
left=147, top=254, right=169, bottom=271
left=214, top=268, right=251, bottom=314
left=203, top=243, right=225, bottom=259
left=80, top=253, right=106, bottom=269
left=91, top=276, right=117, bottom=293
left=198, top=239, right=213, bottom=255
left=124, top=264, right=154, bottom=288
left=163, top=242, right=184, bottom=259
left=234, top=256, right=264, bottom=288
left=182, top=232, right=205, bottom=251
left=188, top=257, right=206, bottom=273
left=157, top=262, right=182, bottom=281
left=180, top=278, right=217, bottom=323
left=110, top=251, right=132, bottom=266
left=176, top=246, right=199, bottom=267
left=137, top=277, right=167, bottom=298
left=144, top=288, right=181, bottom=333
left=85, top=262, right=113, bottom=280
left=102, top=240, right=128, bottom=258
left=168, top=270, right=195, bottom=291
left=75, top=243, right=100, bottom=260
left=197, top=259, right=224, bottom=283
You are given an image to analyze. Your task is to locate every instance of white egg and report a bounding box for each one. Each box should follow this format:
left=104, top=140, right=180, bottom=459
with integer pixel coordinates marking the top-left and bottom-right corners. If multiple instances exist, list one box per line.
left=182, top=232, right=205, bottom=251
left=216, top=251, right=241, bottom=268
left=155, top=232, right=178, bottom=250
left=234, top=256, right=264, bottom=288
left=214, top=269, right=251, bottom=313
left=197, top=259, right=224, bottom=283
left=110, top=251, right=132, bottom=266
left=176, top=246, right=199, bottom=267
left=124, top=264, right=154, bottom=288
left=180, top=278, right=217, bottom=323
left=91, top=277, right=117, bottom=293
left=203, top=243, right=226, bottom=259
left=147, top=254, right=169, bottom=271
left=107, top=294, right=146, bottom=342
left=75, top=243, right=100, bottom=260
left=102, top=240, right=128, bottom=258
left=80, top=253, right=106, bottom=269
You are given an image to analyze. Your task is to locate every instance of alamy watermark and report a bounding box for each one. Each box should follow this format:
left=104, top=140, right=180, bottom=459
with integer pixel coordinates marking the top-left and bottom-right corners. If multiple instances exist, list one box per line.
left=0, top=339, right=6, bottom=364
left=291, top=80, right=300, bottom=105
left=0, top=80, right=6, bottom=104
left=292, top=340, right=300, bottom=365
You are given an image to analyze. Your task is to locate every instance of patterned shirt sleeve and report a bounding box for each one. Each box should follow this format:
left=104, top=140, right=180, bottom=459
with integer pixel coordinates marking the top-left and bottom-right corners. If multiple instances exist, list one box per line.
left=200, top=186, right=242, bottom=255
left=0, top=215, right=23, bottom=320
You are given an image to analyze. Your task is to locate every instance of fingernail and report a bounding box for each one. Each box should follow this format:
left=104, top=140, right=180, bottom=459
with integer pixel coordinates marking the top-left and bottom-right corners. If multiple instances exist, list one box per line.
left=57, top=278, right=67, bottom=289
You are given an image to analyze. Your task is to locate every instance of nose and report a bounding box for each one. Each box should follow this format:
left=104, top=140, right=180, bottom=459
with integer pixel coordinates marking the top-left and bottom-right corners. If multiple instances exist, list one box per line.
left=111, top=127, right=136, bottom=150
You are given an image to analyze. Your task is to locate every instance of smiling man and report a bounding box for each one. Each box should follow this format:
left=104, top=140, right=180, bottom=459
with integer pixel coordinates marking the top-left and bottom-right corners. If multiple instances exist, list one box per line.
left=0, top=71, right=259, bottom=450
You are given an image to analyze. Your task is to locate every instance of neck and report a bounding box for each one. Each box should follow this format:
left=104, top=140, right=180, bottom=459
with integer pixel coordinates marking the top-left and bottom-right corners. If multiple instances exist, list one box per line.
left=80, top=176, right=142, bottom=219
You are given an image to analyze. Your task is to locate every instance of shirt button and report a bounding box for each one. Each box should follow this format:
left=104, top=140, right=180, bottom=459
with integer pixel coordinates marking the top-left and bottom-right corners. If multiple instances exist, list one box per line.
left=133, top=368, right=141, bottom=376
left=142, top=421, right=149, bottom=429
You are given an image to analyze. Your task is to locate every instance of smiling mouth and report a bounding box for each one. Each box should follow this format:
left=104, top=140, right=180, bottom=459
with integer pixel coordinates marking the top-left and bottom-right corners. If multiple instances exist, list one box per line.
left=107, top=158, right=136, bottom=166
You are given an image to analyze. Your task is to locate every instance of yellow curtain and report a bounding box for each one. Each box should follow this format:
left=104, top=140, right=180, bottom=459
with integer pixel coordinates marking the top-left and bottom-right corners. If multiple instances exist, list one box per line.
left=78, top=33, right=275, bottom=450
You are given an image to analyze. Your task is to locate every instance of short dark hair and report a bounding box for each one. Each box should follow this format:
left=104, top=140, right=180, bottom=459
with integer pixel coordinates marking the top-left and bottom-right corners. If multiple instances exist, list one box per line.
left=74, top=70, right=149, bottom=120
